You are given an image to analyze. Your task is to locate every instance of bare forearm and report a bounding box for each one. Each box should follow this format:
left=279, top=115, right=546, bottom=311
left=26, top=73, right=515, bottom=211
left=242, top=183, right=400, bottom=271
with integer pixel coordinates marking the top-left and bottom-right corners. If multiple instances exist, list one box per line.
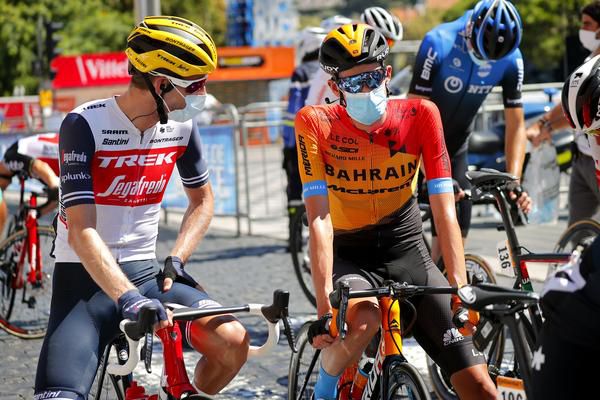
left=431, top=199, right=467, bottom=287
left=171, top=194, right=214, bottom=262
left=505, top=109, right=527, bottom=177
left=545, top=104, right=569, bottom=131
left=70, top=228, right=135, bottom=301
left=309, top=218, right=334, bottom=317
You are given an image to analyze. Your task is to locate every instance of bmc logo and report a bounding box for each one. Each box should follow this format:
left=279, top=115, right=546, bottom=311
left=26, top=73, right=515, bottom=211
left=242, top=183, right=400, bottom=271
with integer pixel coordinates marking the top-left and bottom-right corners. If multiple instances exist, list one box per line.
left=420, top=47, right=437, bottom=81
left=97, top=151, right=177, bottom=168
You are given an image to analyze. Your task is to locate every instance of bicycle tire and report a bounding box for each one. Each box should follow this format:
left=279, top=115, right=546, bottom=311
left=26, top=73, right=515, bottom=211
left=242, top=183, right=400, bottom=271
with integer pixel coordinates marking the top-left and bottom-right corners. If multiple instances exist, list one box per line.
left=548, top=219, right=600, bottom=277
left=427, top=254, right=505, bottom=400
left=288, top=321, right=320, bottom=400
left=90, top=341, right=127, bottom=400
left=0, top=225, right=55, bottom=338
left=386, top=360, right=431, bottom=400
left=290, top=211, right=316, bottom=307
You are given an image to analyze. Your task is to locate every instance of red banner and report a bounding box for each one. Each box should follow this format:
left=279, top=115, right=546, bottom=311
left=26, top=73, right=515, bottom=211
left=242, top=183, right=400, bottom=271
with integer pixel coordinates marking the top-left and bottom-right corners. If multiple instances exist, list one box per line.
left=51, top=52, right=131, bottom=89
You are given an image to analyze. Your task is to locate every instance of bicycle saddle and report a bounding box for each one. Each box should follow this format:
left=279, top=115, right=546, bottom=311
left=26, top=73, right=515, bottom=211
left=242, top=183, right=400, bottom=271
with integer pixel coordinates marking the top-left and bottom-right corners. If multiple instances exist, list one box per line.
left=458, top=283, right=539, bottom=312
left=465, top=169, right=517, bottom=189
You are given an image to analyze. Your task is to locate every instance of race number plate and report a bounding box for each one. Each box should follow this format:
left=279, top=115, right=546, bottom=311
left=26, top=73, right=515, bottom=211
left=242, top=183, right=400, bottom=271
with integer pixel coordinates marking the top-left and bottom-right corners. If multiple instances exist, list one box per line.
left=497, top=376, right=526, bottom=400
left=496, top=240, right=514, bottom=270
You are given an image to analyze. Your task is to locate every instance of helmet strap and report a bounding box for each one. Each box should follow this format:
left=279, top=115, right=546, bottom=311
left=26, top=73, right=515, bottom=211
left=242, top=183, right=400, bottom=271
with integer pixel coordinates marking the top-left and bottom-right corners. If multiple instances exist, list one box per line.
left=142, top=73, right=169, bottom=125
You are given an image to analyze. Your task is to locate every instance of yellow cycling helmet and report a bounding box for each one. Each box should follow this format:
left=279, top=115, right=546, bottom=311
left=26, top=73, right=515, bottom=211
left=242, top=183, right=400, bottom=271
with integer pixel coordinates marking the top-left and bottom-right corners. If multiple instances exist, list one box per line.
left=126, top=15, right=217, bottom=78
left=319, top=23, right=389, bottom=76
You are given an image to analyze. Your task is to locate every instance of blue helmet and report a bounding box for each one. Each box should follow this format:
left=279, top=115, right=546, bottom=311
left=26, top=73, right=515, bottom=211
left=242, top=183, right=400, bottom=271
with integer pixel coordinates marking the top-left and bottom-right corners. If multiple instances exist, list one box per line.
left=468, top=0, right=522, bottom=60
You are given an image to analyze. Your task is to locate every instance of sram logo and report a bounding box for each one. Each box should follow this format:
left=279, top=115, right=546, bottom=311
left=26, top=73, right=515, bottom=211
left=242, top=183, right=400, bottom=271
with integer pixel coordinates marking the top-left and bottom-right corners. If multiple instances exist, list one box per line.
left=98, top=151, right=177, bottom=168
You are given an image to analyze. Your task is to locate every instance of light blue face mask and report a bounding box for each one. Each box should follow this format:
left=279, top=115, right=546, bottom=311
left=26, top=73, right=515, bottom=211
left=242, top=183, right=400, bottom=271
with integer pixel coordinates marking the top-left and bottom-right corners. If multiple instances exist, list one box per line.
left=343, top=83, right=387, bottom=126
left=168, top=92, right=207, bottom=123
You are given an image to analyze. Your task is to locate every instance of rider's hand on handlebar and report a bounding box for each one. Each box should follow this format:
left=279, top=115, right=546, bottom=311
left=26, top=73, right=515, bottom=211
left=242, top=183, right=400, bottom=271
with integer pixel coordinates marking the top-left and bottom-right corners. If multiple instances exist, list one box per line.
left=308, top=313, right=336, bottom=349
left=451, top=294, right=479, bottom=336
left=162, top=256, right=203, bottom=292
left=118, top=289, right=172, bottom=329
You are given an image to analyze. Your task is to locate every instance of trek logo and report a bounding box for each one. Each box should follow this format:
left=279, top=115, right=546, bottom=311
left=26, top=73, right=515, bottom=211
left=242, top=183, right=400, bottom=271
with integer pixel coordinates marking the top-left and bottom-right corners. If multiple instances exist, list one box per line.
left=420, top=47, right=438, bottom=80
left=298, top=135, right=312, bottom=176
left=97, top=174, right=168, bottom=198
left=102, top=138, right=129, bottom=146
left=97, top=152, right=177, bottom=168
left=324, top=161, right=418, bottom=181
left=62, top=151, right=87, bottom=164
left=61, top=172, right=91, bottom=183
left=82, top=103, right=106, bottom=111
left=102, top=129, right=128, bottom=135
left=467, top=85, right=494, bottom=95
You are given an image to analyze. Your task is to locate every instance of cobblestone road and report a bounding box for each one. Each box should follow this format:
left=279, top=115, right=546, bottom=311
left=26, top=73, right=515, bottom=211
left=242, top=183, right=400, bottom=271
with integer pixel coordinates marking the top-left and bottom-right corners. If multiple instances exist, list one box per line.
left=0, top=204, right=571, bottom=399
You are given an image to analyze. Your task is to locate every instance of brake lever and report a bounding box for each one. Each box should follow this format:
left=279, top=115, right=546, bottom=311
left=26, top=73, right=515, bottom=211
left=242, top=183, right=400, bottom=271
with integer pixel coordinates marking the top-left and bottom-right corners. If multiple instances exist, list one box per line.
left=281, top=315, right=297, bottom=353
left=141, top=331, right=154, bottom=373
left=338, top=284, right=350, bottom=340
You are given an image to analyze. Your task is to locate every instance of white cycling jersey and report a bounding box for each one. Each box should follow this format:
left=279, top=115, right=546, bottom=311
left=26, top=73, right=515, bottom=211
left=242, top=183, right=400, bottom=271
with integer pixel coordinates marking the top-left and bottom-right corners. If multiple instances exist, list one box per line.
left=54, top=97, right=209, bottom=263
left=305, top=68, right=337, bottom=106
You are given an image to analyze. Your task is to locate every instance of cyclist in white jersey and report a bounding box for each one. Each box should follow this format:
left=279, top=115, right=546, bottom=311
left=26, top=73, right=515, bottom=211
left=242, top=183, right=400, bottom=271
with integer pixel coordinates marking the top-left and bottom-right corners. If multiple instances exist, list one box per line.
left=34, top=16, right=249, bottom=400
left=305, top=8, right=402, bottom=107
left=0, top=132, right=60, bottom=234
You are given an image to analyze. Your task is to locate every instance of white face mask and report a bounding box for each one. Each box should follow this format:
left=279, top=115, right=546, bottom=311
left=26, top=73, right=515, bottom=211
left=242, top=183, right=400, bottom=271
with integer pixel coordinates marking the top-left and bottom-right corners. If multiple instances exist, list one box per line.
left=162, top=84, right=207, bottom=123
left=579, top=29, right=600, bottom=52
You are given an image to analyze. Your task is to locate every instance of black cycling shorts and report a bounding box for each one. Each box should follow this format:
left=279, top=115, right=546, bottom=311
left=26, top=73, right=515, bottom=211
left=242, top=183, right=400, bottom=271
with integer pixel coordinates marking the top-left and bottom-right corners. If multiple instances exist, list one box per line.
left=34, top=260, right=220, bottom=399
left=2, top=141, right=34, bottom=176
left=332, top=236, right=486, bottom=376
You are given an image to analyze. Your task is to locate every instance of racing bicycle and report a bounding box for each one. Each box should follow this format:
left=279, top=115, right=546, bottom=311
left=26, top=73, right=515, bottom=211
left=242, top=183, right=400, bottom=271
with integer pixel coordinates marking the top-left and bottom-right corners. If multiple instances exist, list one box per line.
left=289, top=280, right=461, bottom=400
left=0, top=172, right=55, bottom=338
left=427, top=169, right=572, bottom=400
left=90, top=290, right=296, bottom=399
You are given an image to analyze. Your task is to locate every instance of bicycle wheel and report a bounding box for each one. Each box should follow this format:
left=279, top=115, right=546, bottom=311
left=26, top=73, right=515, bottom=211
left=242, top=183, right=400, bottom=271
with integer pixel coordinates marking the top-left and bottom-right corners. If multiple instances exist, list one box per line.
left=428, top=254, right=504, bottom=400
left=0, top=226, right=55, bottom=338
left=386, top=360, right=431, bottom=400
left=288, top=321, right=320, bottom=400
left=548, top=219, right=600, bottom=277
left=290, top=211, right=316, bottom=307
left=90, top=340, right=127, bottom=400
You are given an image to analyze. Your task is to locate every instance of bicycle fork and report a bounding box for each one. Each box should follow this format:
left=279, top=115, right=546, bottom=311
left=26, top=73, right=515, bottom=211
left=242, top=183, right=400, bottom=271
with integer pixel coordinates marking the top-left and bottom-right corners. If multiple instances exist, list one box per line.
left=156, top=322, right=196, bottom=398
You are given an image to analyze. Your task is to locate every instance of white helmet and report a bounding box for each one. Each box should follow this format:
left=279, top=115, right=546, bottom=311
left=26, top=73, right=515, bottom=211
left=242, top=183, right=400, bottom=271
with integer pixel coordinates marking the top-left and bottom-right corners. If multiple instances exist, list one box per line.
left=320, top=15, right=353, bottom=32
left=361, top=7, right=403, bottom=41
left=296, top=26, right=327, bottom=62
left=562, top=54, right=600, bottom=133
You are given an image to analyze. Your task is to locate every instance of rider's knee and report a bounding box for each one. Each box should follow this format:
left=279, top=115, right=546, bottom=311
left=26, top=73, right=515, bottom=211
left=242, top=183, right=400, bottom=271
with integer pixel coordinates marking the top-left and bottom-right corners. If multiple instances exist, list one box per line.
left=349, top=302, right=380, bottom=338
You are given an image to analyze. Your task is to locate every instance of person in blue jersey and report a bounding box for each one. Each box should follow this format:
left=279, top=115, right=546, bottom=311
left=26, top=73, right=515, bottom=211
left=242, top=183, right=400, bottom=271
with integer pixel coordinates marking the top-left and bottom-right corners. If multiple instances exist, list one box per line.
left=283, top=26, right=327, bottom=247
left=408, top=0, right=531, bottom=263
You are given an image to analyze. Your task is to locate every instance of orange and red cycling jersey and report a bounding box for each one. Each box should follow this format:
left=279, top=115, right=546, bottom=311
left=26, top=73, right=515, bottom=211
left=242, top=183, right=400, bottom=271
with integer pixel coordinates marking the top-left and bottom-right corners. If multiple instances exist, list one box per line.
left=295, top=98, right=453, bottom=234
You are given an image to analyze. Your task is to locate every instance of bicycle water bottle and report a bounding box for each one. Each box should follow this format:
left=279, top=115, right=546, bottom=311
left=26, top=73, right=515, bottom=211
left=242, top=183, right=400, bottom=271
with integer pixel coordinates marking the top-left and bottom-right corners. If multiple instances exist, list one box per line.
left=351, top=354, right=374, bottom=399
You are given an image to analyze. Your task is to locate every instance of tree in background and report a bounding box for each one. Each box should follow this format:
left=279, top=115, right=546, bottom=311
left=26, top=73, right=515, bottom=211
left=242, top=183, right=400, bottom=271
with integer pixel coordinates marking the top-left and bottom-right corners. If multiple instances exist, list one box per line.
left=0, top=0, right=225, bottom=96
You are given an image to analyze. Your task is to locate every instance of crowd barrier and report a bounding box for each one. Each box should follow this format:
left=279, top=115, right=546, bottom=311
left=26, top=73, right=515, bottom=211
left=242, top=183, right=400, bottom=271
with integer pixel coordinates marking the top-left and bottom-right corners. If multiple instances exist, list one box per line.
left=0, top=82, right=566, bottom=237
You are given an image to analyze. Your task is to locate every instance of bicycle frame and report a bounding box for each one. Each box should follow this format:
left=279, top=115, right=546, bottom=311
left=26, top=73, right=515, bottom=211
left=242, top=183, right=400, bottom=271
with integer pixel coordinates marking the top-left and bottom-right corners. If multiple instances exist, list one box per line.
left=12, top=176, right=42, bottom=290
left=330, top=282, right=456, bottom=400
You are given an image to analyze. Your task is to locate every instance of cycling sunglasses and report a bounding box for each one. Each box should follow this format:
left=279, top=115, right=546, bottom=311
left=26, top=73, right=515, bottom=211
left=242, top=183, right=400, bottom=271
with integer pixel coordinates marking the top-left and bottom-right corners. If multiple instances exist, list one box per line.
left=151, top=72, right=208, bottom=94
left=336, top=69, right=386, bottom=94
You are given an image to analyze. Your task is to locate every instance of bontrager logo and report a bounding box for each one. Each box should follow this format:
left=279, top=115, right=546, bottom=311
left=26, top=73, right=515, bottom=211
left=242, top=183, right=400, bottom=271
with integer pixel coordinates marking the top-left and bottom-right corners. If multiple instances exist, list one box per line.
left=98, top=174, right=168, bottom=198
left=443, top=328, right=464, bottom=346
left=63, top=151, right=87, bottom=163
left=102, top=129, right=128, bottom=135
left=150, top=136, right=183, bottom=144
left=97, top=152, right=177, bottom=168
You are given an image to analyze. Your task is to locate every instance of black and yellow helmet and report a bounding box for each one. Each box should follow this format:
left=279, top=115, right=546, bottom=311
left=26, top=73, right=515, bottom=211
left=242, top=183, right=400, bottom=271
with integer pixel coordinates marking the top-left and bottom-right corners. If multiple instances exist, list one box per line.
left=319, top=23, right=389, bottom=76
left=126, top=15, right=218, bottom=79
